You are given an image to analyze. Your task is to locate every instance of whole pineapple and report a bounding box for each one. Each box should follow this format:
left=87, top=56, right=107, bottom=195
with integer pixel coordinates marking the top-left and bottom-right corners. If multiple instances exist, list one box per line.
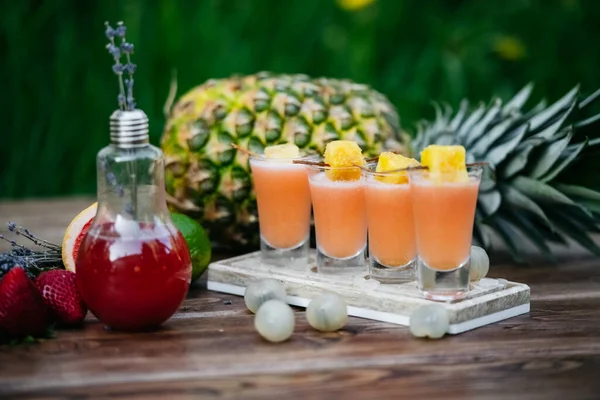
left=161, top=72, right=404, bottom=250
left=411, top=84, right=600, bottom=261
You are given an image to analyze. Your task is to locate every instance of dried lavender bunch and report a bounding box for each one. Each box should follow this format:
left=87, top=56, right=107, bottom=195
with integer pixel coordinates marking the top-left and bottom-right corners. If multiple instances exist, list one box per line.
left=0, top=223, right=63, bottom=280
left=105, top=21, right=137, bottom=111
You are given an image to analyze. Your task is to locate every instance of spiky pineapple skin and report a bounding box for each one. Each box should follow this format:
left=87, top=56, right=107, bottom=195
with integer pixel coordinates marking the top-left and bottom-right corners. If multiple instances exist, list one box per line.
left=161, top=72, right=404, bottom=250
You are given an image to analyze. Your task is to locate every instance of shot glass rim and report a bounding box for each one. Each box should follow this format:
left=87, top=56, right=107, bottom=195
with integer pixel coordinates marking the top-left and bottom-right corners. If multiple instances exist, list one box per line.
left=306, top=163, right=364, bottom=172
left=361, top=162, right=413, bottom=179
left=408, top=164, right=483, bottom=180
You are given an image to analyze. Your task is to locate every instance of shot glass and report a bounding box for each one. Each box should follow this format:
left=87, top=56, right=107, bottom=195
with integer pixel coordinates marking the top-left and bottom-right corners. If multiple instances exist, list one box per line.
left=307, top=164, right=367, bottom=274
left=250, top=154, right=315, bottom=268
left=409, top=165, right=483, bottom=301
left=363, top=164, right=416, bottom=283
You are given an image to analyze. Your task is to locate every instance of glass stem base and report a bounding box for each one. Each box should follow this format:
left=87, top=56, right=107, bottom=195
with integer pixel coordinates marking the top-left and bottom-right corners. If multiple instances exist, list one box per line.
left=316, top=246, right=366, bottom=274
left=260, top=236, right=309, bottom=268
left=369, top=257, right=415, bottom=284
left=417, top=257, right=470, bottom=301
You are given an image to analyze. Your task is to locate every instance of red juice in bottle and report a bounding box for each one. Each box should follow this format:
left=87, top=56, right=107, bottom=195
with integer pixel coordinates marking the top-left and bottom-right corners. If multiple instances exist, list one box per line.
left=76, top=222, right=192, bottom=331
left=84, top=104, right=194, bottom=330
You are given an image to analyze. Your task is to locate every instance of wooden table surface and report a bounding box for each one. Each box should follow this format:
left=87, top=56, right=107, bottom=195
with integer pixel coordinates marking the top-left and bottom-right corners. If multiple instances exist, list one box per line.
left=1, top=198, right=600, bottom=400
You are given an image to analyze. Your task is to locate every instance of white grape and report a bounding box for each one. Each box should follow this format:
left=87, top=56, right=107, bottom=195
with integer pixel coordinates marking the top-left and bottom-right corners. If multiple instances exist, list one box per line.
left=469, top=246, right=490, bottom=282
left=409, top=304, right=449, bottom=339
left=306, top=292, right=348, bottom=332
left=254, top=300, right=295, bottom=342
left=244, top=279, right=287, bottom=313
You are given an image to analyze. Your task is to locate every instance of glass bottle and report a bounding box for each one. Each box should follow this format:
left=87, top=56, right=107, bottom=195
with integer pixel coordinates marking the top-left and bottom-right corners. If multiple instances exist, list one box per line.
left=76, top=109, right=192, bottom=331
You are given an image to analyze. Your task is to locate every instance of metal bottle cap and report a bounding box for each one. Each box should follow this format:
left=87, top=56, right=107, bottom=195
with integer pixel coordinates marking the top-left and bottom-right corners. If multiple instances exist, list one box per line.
left=110, top=109, right=149, bottom=148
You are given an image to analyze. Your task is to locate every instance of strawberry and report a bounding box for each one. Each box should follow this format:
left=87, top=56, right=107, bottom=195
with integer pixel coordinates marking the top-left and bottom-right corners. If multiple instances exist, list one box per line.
left=35, top=270, right=87, bottom=325
left=0, top=266, right=51, bottom=338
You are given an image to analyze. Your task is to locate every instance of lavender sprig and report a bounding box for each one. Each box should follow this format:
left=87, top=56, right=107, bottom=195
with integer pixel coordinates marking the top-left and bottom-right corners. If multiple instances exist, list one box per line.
left=0, top=223, right=63, bottom=279
left=7, top=222, right=61, bottom=251
left=103, top=21, right=139, bottom=219
left=105, top=21, right=137, bottom=111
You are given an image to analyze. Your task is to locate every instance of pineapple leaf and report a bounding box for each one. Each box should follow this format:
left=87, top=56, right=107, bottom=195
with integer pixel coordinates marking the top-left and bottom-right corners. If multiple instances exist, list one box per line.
left=478, top=190, right=501, bottom=216
left=528, top=85, right=579, bottom=132
left=431, top=102, right=447, bottom=129
left=473, top=220, right=492, bottom=249
left=465, top=99, right=502, bottom=147
left=528, top=128, right=573, bottom=179
left=413, top=122, right=426, bottom=151
left=518, top=136, right=545, bottom=149
left=587, top=138, right=600, bottom=147
left=528, top=100, right=576, bottom=141
left=573, top=112, right=600, bottom=129
left=442, top=102, right=453, bottom=120
left=579, top=87, right=600, bottom=109
left=499, top=142, right=534, bottom=179
left=546, top=209, right=600, bottom=256
left=436, top=133, right=459, bottom=146
left=457, top=103, right=485, bottom=140
left=449, top=100, right=469, bottom=131
left=578, top=200, right=600, bottom=214
left=510, top=99, right=547, bottom=129
left=512, top=176, right=577, bottom=206
left=568, top=208, right=600, bottom=233
left=549, top=204, right=599, bottom=232
left=486, top=123, right=529, bottom=166
left=472, top=117, right=516, bottom=158
left=541, top=138, right=588, bottom=183
left=488, top=218, right=525, bottom=263
left=555, top=184, right=600, bottom=202
left=500, top=184, right=553, bottom=230
left=502, top=83, right=533, bottom=114
left=506, top=210, right=556, bottom=262
left=479, top=165, right=497, bottom=192
left=513, top=209, right=568, bottom=245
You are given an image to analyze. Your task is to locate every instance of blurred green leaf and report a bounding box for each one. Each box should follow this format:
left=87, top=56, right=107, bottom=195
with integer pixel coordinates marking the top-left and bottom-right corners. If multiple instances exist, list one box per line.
left=541, top=138, right=588, bottom=182
left=1, top=0, right=600, bottom=198
left=512, top=176, right=576, bottom=205
left=500, top=184, right=553, bottom=229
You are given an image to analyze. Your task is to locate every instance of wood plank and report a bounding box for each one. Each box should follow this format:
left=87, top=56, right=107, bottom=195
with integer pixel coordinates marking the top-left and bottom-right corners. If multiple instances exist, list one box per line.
left=5, top=358, right=600, bottom=400
left=1, top=198, right=600, bottom=399
left=0, top=197, right=96, bottom=250
left=1, top=283, right=600, bottom=397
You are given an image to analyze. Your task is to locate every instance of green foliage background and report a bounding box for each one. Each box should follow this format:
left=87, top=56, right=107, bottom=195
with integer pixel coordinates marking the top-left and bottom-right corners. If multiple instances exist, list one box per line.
left=2, top=0, right=599, bottom=199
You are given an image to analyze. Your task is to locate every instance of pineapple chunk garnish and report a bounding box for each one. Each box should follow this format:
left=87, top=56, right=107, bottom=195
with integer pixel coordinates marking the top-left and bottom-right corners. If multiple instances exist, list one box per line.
left=420, top=145, right=469, bottom=183
left=323, top=140, right=365, bottom=181
left=375, top=152, right=420, bottom=184
left=264, top=143, right=300, bottom=159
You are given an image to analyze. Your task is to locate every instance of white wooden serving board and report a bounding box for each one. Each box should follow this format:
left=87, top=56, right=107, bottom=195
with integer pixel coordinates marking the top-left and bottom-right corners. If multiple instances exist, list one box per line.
left=207, top=250, right=530, bottom=334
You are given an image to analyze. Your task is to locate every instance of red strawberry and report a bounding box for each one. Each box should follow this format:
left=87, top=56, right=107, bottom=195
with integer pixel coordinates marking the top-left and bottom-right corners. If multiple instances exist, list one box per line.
left=0, top=267, right=51, bottom=337
left=36, top=270, right=87, bottom=325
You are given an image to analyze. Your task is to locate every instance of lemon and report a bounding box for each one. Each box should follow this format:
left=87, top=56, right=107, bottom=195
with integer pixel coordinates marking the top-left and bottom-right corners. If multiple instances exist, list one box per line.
left=171, top=213, right=212, bottom=282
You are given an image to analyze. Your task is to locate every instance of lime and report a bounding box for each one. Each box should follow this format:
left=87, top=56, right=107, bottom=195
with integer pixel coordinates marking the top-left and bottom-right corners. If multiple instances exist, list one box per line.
left=171, top=213, right=212, bottom=282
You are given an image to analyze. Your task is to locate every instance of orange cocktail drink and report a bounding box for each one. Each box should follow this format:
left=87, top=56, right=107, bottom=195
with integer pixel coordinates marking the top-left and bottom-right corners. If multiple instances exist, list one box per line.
left=308, top=165, right=367, bottom=273
left=409, top=165, right=482, bottom=300
left=411, top=178, right=479, bottom=269
left=364, top=169, right=416, bottom=283
left=250, top=150, right=314, bottom=267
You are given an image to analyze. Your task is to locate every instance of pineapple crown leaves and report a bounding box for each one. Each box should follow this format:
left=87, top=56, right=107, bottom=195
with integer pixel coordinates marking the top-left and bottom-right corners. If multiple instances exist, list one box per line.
left=411, top=84, right=600, bottom=261
left=105, top=21, right=136, bottom=111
